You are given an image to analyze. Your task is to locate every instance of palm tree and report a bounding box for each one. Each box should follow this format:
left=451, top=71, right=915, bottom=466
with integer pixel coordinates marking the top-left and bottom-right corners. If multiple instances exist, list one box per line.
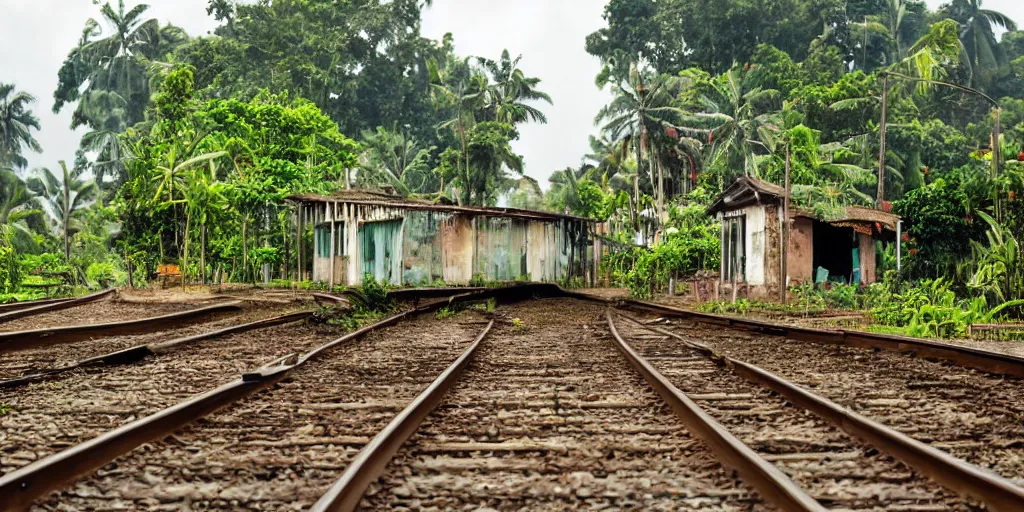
left=478, top=50, right=553, bottom=125
left=0, top=168, right=44, bottom=252
left=685, top=67, right=783, bottom=186
left=0, top=84, right=43, bottom=170
left=945, top=0, right=1017, bottom=89
left=463, top=122, right=524, bottom=206
left=27, top=161, right=98, bottom=261
left=428, top=56, right=489, bottom=198
left=358, top=125, right=434, bottom=195
left=54, top=1, right=184, bottom=129
left=596, top=63, right=686, bottom=221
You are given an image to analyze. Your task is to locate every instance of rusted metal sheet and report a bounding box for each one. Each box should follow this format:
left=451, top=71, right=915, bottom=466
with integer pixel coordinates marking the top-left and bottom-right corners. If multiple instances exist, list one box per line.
left=441, top=215, right=474, bottom=284
left=605, top=310, right=826, bottom=512
left=401, top=210, right=448, bottom=286
left=625, top=314, right=1024, bottom=512
left=311, top=321, right=495, bottom=512
left=0, top=302, right=243, bottom=354
left=0, top=288, right=115, bottom=324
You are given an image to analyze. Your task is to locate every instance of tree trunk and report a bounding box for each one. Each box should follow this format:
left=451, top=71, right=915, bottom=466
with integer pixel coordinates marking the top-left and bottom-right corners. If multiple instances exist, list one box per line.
left=182, top=213, right=191, bottom=292
left=241, top=214, right=248, bottom=282
left=877, top=74, right=889, bottom=207
left=200, top=224, right=207, bottom=285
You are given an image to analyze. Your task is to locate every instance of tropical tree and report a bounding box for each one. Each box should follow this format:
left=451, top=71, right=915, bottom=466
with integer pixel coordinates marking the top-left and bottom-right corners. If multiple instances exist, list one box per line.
left=461, top=122, right=524, bottom=206
left=28, top=161, right=99, bottom=261
left=685, top=67, right=783, bottom=185
left=596, top=63, right=686, bottom=220
left=0, top=168, right=43, bottom=251
left=478, top=50, right=553, bottom=125
left=428, top=56, right=489, bottom=196
left=0, top=84, right=42, bottom=169
left=53, top=0, right=188, bottom=130
left=358, top=125, right=435, bottom=195
left=942, top=0, right=1017, bottom=89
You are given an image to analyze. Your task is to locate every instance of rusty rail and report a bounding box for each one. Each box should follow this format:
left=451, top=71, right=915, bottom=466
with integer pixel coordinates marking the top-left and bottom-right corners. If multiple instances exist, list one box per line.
left=0, top=301, right=243, bottom=354
left=617, top=312, right=1024, bottom=512
left=311, top=320, right=495, bottom=512
left=0, top=297, right=73, bottom=314
left=0, top=288, right=115, bottom=324
left=620, top=299, right=1024, bottom=379
left=0, top=311, right=312, bottom=389
left=605, top=310, right=826, bottom=512
left=0, top=285, right=548, bottom=509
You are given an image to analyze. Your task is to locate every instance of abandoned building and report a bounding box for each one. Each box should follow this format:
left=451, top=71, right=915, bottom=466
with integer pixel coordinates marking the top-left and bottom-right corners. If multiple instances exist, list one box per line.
left=288, top=190, right=594, bottom=287
left=707, top=177, right=901, bottom=297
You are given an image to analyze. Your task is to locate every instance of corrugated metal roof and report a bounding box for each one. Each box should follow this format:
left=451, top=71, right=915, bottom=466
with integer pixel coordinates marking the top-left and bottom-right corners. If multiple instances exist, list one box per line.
left=287, top=190, right=594, bottom=223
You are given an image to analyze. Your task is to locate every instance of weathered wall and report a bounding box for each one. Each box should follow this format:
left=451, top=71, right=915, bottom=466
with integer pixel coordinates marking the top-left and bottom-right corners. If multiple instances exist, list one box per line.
left=858, top=233, right=877, bottom=284
left=441, top=215, right=474, bottom=284
left=763, top=202, right=782, bottom=294
left=307, top=201, right=591, bottom=287
left=788, top=217, right=814, bottom=284
left=744, top=205, right=766, bottom=286
left=475, top=217, right=529, bottom=281
left=401, top=210, right=447, bottom=286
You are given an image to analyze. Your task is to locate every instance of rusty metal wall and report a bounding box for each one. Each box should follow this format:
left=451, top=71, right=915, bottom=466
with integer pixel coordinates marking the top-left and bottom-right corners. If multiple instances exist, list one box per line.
left=306, top=201, right=591, bottom=287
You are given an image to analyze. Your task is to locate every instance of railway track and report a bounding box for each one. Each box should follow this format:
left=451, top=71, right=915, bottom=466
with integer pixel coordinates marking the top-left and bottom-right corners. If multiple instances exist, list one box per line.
left=0, top=297, right=203, bottom=333
left=609, top=312, right=974, bottom=510
left=655, top=316, right=1024, bottom=486
left=0, top=316, right=340, bottom=481
left=352, top=298, right=773, bottom=510
left=0, top=303, right=303, bottom=383
left=23, top=309, right=493, bottom=510
left=5, top=288, right=1024, bottom=510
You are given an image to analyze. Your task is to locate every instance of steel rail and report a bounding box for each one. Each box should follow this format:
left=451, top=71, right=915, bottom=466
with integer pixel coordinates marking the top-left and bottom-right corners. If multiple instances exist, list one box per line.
left=605, top=310, right=826, bottom=512
left=0, top=311, right=312, bottom=389
left=311, top=320, right=495, bottom=512
left=0, top=301, right=243, bottom=354
left=0, top=297, right=75, bottom=314
left=620, top=299, right=1024, bottom=379
left=619, top=312, right=1024, bottom=512
left=0, top=288, right=115, bottom=324
left=0, top=286, right=540, bottom=509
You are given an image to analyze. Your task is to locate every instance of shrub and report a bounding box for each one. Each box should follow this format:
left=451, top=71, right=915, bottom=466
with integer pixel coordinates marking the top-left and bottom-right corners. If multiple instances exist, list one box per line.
left=86, top=262, right=117, bottom=288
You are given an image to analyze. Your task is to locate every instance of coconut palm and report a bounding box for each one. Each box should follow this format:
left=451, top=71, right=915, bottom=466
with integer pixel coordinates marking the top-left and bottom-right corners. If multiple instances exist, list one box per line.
left=54, top=1, right=187, bottom=130
left=596, top=63, right=687, bottom=220
left=428, top=56, right=489, bottom=196
left=0, top=84, right=42, bottom=170
left=0, top=167, right=44, bottom=252
left=478, top=50, right=553, bottom=125
left=945, top=0, right=1017, bottom=89
left=358, top=125, right=434, bottom=195
left=27, top=161, right=98, bottom=261
left=685, top=66, right=783, bottom=186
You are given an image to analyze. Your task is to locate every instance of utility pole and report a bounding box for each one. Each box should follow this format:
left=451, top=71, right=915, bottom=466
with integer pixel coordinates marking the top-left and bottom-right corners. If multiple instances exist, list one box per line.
left=877, top=74, right=889, bottom=208
left=993, top=107, right=1002, bottom=221
left=782, top=144, right=791, bottom=304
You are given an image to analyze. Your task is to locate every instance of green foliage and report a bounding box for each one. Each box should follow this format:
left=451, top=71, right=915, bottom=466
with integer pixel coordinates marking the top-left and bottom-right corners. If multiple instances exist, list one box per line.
left=346, top=274, right=395, bottom=315
left=869, top=278, right=1024, bottom=339
left=0, top=245, right=20, bottom=294
left=86, top=262, right=118, bottom=287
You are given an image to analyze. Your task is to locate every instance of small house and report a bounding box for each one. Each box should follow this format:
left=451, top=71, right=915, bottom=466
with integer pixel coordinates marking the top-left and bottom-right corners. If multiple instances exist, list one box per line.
left=288, top=190, right=594, bottom=287
left=706, top=177, right=900, bottom=298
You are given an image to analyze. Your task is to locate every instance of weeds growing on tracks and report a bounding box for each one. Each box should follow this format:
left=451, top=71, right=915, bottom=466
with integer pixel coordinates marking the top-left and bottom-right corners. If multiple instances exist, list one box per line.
left=0, top=403, right=11, bottom=415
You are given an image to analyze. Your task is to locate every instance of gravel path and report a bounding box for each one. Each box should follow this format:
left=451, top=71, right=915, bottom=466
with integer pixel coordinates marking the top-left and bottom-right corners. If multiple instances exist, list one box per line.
left=362, top=298, right=768, bottom=511
left=27, top=310, right=489, bottom=510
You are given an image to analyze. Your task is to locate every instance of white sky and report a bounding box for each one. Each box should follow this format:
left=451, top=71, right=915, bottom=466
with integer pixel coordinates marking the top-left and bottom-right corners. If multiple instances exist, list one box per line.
left=1, top=0, right=1021, bottom=184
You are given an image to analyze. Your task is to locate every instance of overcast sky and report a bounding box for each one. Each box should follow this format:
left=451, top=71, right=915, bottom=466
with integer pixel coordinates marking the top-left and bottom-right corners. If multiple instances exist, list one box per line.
left=2, top=0, right=1022, bottom=185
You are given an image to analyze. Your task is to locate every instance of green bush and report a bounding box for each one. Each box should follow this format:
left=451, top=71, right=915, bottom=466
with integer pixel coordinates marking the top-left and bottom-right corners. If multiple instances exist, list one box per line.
left=86, top=262, right=117, bottom=287
left=0, top=245, right=21, bottom=295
